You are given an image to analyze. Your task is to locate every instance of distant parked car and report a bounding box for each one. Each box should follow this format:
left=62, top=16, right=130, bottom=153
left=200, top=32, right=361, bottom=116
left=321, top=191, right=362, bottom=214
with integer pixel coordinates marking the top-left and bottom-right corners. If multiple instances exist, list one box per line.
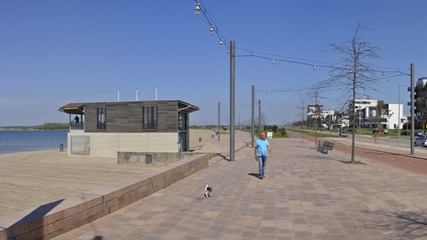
left=401, top=131, right=411, bottom=136
left=415, top=136, right=427, bottom=147
left=415, top=131, right=424, bottom=137
left=339, top=131, right=348, bottom=137
left=372, top=129, right=383, bottom=134
left=383, top=129, right=389, bottom=134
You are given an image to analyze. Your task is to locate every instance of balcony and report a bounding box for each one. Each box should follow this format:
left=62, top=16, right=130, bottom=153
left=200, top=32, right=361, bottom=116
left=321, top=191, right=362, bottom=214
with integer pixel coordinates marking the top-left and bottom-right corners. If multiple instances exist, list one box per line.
left=70, top=121, right=84, bottom=130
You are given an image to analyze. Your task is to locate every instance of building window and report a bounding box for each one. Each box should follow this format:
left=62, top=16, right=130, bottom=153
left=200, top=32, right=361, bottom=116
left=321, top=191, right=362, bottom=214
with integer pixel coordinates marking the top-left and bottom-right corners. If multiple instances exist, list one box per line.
left=178, top=112, right=188, bottom=131
left=143, top=106, right=157, bottom=129
left=97, top=107, right=106, bottom=129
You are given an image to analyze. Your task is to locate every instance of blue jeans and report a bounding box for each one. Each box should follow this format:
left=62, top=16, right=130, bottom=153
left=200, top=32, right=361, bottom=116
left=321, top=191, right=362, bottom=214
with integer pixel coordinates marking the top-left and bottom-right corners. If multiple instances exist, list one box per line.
left=257, top=156, right=267, bottom=176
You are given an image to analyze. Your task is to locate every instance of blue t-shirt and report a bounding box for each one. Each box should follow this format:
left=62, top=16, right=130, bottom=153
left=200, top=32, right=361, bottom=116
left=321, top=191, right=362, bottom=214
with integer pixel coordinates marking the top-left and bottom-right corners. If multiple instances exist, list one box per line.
left=255, top=139, right=270, bottom=156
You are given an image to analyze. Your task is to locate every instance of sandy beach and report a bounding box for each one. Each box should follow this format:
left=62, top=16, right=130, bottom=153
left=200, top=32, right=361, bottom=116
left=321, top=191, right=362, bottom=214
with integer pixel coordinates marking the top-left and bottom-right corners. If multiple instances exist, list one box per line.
left=0, top=129, right=250, bottom=217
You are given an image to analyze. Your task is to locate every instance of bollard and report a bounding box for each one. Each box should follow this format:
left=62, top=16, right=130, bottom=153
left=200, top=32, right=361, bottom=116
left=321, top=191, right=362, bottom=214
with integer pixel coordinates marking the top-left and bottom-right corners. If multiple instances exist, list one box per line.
left=59, top=144, right=64, bottom=152
left=145, top=154, right=153, bottom=164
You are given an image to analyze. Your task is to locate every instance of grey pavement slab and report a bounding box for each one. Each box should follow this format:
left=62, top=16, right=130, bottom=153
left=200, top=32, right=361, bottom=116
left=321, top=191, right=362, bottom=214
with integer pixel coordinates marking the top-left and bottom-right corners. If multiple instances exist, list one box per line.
left=56, top=137, right=427, bottom=240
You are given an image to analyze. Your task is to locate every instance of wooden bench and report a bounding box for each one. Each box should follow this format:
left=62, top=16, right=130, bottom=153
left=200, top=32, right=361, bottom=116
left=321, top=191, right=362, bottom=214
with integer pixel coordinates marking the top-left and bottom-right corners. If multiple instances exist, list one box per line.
left=317, top=140, right=334, bottom=154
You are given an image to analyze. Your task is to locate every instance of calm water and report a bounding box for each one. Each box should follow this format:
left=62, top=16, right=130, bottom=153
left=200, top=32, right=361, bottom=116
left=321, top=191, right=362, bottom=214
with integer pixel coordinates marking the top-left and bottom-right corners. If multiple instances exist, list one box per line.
left=0, top=130, right=68, bottom=154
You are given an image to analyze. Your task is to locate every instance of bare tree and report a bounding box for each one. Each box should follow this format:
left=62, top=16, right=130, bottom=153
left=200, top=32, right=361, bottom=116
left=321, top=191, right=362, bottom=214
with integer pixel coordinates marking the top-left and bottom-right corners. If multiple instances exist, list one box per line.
left=308, top=88, right=325, bottom=148
left=296, top=93, right=306, bottom=142
left=320, top=23, right=380, bottom=163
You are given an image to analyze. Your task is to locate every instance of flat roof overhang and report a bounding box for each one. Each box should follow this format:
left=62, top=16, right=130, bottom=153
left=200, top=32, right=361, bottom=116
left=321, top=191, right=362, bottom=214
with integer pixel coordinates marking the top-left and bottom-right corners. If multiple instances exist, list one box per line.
left=58, top=103, right=85, bottom=115
left=59, top=100, right=199, bottom=114
left=178, top=101, right=199, bottom=113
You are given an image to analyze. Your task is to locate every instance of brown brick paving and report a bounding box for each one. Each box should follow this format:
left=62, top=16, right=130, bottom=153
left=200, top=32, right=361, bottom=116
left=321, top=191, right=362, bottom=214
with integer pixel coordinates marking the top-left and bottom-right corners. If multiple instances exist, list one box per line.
left=56, top=136, right=427, bottom=240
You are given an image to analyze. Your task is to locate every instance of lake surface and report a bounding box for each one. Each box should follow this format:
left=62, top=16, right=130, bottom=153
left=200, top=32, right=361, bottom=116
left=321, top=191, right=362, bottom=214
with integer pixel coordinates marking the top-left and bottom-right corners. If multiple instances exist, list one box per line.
left=0, top=130, right=68, bottom=154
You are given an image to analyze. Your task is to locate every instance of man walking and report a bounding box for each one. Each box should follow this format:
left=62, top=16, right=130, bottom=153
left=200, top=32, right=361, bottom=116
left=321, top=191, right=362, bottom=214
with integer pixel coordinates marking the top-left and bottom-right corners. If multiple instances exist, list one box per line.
left=254, top=132, right=272, bottom=179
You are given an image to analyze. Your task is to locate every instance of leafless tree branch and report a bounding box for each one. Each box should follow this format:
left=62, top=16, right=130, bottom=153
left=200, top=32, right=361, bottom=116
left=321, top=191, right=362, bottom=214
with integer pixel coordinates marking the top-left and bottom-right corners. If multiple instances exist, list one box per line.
left=318, top=23, right=381, bottom=163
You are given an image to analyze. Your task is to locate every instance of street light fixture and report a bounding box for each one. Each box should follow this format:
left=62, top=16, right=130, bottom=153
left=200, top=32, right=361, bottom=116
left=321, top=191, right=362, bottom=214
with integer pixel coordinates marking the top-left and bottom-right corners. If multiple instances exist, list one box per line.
left=209, top=25, right=214, bottom=35
left=193, top=4, right=235, bottom=161
left=219, top=39, right=224, bottom=47
left=194, top=2, right=201, bottom=15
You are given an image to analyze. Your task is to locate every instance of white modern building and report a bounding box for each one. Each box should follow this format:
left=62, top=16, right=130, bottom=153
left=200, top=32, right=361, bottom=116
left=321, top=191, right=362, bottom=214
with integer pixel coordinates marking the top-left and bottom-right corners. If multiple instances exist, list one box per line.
left=384, top=104, right=401, bottom=129
left=307, top=104, right=323, bottom=117
left=415, top=77, right=427, bottom=129
left=349, top=99, right=402, bottom=129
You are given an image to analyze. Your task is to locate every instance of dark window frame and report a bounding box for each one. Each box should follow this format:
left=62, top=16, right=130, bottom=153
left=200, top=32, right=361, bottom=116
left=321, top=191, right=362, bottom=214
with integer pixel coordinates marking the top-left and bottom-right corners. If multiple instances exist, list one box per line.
left=97, top=107, right=106, bottom=129
left=142, top=106, right=158, bottom=129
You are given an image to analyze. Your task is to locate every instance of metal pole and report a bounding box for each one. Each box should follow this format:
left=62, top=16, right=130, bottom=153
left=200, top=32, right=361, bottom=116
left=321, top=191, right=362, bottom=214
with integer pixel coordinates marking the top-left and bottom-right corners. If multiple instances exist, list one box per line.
left=218, top=101, right=220, bottom=142
left=230, top=40, right=235, bottom=161
left=155, top=87, right=158, bottom=100
left=136, top=88, right=139, bottom=101
left=410, top=63, right=415, bottom=155
left=258, top=99, right=262, bottom=134
left=301, top=100, right=304, bottom=143
left=398, top=85, right=401, bottom=146
left=238, top=114, right=240, bottom=130
left=251, top=85, right=255, bottom=148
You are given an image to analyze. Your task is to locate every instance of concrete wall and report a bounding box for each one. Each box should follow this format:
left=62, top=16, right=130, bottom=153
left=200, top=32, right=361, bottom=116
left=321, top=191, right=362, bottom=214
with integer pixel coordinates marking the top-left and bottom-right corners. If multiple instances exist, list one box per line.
left=0, top=154, right=211, bottom=240
left=68, top=132, right=179, bottom=158
left=117, top=152, right=199, bottom=164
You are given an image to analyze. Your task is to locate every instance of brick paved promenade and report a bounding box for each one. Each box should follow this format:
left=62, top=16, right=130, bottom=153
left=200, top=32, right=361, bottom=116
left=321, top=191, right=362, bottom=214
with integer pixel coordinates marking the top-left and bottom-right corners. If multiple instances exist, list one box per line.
left=56, top=137, right=427, bottom=240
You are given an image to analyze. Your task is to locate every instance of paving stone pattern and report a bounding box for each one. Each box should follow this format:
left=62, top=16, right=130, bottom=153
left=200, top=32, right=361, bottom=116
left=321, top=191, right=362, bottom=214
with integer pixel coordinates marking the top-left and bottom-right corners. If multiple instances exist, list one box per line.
left=56, top=138, right=427, bottom=240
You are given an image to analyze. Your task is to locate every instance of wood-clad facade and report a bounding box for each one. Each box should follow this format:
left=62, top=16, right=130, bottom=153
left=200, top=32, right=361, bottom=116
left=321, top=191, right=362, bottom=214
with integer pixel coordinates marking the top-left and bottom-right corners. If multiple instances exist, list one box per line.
left=59, top=100, right=199, bottom=156
left=83, top=101, right=184, bottom=133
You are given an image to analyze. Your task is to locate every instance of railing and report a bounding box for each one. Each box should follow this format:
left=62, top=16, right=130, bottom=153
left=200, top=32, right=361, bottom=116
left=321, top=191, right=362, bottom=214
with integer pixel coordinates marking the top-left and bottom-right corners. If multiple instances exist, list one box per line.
left=70, top=121, right=84, bottom=130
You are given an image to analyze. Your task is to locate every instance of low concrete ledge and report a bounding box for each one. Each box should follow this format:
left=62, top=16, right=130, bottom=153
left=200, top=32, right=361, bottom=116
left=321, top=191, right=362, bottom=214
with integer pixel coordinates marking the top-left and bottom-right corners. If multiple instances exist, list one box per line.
left=0, top=139, right=250, bottom=240
left=117, top=151, right=199, bottom=164
left=0, top=153, right=211, bottom=240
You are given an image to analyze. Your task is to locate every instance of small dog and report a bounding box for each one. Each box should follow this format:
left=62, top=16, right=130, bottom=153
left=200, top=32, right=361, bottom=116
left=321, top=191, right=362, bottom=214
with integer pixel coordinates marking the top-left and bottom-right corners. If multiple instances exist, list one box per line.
left=204, top=184, right=213, bottom=198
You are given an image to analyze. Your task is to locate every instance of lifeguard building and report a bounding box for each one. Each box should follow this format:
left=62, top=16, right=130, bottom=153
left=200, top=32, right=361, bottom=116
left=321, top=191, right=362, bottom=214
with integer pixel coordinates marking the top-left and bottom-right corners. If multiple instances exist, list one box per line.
left=58, top=100, right=199, bottom=158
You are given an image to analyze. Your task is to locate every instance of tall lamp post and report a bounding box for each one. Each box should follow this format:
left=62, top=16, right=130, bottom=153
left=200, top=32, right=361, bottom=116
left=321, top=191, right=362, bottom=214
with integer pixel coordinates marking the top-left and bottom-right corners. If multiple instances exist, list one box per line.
left=258, top=99, right=262, bottom=133
left=217, top=101, right=221, bottom=142
left=251, top=85, right=255, bottom=148
left=398, top=84, right=409, bottom=146
left=410, top=63, right=415, bottom=155
left=230, top=40, right=235, bottom=161
left=194, top=3, right=236, bottom=161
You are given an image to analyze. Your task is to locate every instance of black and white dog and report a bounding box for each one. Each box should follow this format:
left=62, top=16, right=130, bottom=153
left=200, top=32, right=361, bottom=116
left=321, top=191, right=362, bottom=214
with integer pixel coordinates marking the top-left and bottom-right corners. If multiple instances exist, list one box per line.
left=204, top=184, right=213, bottom=197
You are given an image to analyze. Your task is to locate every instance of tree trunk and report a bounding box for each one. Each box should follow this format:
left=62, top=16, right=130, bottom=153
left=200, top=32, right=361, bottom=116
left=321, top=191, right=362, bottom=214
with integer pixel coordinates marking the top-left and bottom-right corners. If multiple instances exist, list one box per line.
left=351, top=49, right=357, bottom=163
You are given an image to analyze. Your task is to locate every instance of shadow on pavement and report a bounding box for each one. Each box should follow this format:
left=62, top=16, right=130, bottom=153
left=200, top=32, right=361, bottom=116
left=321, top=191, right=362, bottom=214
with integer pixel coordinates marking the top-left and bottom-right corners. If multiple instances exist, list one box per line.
left=339, top=160, right=367, bottom=165
left=11, top=199, right=64, bottom=236
left=247, top=173, right=259, bottom=179
left=363, top=210, right=427, bottom=239
left=219, top=154, right=231, bottom=161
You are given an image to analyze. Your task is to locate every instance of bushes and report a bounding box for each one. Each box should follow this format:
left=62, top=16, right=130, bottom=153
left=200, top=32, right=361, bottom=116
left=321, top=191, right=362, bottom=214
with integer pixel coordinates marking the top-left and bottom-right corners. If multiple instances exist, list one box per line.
left=37, top=123, right=69, bottom=130
left=263, top=125, right=287, bottom=138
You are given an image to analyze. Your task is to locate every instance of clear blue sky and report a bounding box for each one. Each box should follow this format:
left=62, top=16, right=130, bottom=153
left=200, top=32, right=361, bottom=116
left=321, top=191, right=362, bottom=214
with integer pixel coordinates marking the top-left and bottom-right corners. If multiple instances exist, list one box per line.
left=1, top=0, right=426, bottom=126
